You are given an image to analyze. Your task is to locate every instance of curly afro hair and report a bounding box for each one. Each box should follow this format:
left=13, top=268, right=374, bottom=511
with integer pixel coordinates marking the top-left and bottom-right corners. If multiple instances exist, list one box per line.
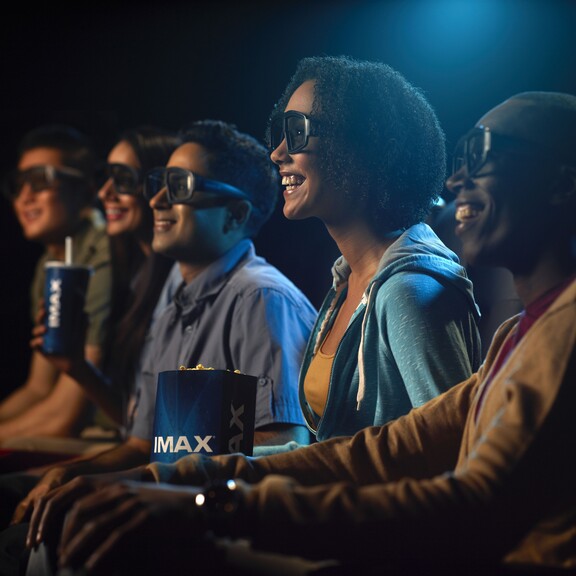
left=267, top=55, right=446, bottom=234
left=179, top=119, right=279, bottom=238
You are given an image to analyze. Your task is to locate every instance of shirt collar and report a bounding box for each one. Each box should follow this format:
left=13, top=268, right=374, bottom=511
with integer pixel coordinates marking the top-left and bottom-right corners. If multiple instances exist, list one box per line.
left=174, top=239, right=254, bottom=314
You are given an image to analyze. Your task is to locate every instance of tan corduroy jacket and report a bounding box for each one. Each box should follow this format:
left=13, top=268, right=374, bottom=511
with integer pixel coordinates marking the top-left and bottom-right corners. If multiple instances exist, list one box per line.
left=148, top=279, right=576, bottom=571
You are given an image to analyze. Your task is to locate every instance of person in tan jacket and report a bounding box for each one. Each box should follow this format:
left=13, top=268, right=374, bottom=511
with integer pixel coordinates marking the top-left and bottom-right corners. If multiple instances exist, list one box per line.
left=24, top=92, right=576, bottom=576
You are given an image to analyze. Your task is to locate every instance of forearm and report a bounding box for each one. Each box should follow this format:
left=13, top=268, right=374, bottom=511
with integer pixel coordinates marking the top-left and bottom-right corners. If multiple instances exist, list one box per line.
left=0, top=395, right=88, bottom=441
left=0, top=352, right=56, bottom=422
left=148, top=379, right=475, bottom=488
left=253, top=424, right=310, bottom=446
left=57, top=437, right=151, bottom=479
left=0, top=376, right=91, bottom=441
left=0, top=385, right=48, bottom=422
left=67, top=360, right=123, bottom=425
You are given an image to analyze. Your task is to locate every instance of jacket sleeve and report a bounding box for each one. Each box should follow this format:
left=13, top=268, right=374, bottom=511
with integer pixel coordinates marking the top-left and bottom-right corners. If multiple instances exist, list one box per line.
left=237, top=313, right=576, bottom=567
left=147, top=372, right=478, bottom=490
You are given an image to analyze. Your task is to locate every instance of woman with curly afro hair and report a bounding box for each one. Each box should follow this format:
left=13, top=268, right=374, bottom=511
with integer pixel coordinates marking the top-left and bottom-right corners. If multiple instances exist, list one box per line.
left=267, top=55, right=482, bottom=444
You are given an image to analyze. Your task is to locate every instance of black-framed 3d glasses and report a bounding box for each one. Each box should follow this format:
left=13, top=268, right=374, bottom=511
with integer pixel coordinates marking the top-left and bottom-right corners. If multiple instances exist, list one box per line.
left=452, top=125, right=493, bottom=178
left=144, top=167, right=250, bottom=205
left=452, top=125, right=560, bottom=178
left=3, top=165, right=86, bottom=201
left=269, top=111, right=318, bottom=154
left=105, top=163, right=142, bottom=196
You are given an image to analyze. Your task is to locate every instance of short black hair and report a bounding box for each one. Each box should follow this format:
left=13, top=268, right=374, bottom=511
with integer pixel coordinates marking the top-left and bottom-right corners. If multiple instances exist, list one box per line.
left=18, top=124, right=97, bottom=179
left=17, top=124, right=98, bottom=204
left=267, top=55, right=446, bottom=233
left=179, top=119, right=279, bottom=237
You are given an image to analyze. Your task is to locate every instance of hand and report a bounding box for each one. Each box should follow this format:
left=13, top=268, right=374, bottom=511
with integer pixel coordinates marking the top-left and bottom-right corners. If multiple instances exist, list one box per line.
left=26, top=474, right=110, bottom=550
left=30, top=300, right=88, bottom=374
left=58, top=481, right=205, bottom=575
left=11, top=466, right=69, bottom=526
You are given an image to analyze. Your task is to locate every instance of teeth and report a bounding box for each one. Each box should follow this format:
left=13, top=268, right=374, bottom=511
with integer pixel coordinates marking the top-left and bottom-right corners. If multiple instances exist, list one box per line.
left=282, top=175, right=304, bottom=186
left=455, top=204, right=480, bottom=222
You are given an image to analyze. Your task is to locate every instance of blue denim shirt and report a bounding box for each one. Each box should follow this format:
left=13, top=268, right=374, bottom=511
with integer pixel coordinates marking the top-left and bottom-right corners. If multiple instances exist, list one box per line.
left=131, top=240, right=316, bottom=441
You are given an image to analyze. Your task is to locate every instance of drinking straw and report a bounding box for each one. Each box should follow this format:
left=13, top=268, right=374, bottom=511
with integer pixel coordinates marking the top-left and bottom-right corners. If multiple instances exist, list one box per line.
left=65, top=236, right=73, bottom=265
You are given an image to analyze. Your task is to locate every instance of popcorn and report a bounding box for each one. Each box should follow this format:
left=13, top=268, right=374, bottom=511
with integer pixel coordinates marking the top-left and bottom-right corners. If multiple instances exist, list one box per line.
left=179, top=364, right=241, bottom=373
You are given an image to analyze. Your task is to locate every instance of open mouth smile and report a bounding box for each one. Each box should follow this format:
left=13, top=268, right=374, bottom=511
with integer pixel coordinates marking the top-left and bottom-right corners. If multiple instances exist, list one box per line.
left=455, top=203, right=484, bottom=223
left=282, top=174, right=306, bottom=193
left=454, top=199, right=486, bottom=235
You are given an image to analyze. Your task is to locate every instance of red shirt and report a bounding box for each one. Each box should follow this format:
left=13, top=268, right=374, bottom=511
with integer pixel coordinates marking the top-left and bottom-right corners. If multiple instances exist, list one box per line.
left=475, top=273, right=576, bottom=421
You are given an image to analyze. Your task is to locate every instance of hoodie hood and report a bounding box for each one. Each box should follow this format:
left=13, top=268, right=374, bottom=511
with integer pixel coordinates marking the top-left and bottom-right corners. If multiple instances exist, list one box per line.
left=331, top=223, right=476, bottom=294
left=326, top=222, right=480, bottom=409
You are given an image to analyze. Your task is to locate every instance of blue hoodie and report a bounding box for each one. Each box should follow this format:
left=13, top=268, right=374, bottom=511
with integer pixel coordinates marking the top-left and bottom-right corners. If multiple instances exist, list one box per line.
left=300, top=222, right=482, bottom=441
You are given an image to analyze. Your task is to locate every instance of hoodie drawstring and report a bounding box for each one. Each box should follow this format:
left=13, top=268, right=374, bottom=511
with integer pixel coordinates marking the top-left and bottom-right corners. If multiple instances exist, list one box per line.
left=356, top=283, right=376, bottom=411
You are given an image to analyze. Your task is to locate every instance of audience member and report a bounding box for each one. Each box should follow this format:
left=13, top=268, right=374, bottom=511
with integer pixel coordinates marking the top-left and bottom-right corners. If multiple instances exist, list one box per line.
left=0, top=125, right=111, bottom=444
left=264, top=55, right=481, bottom=446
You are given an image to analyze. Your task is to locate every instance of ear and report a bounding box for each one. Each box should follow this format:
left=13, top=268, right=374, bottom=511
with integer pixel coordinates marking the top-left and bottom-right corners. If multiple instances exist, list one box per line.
left=550, top=165, right=576, bottom=207
left=225, top=200, right=252, bottom=232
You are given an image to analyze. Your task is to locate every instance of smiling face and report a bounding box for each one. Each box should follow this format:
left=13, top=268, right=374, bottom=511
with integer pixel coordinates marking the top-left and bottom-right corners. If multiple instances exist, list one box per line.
left=446, top=147, right=556, bottom=273
left=13, top=147, right=81, bottom=245
left=270, top=80, right=348, bottom=225
left=149, top=142, right=234, bottom=265
left=98, top=140, right=149, bottom=239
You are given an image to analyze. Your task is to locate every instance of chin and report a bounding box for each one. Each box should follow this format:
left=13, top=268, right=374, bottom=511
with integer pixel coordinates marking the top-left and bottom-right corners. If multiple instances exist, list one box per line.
left=282, top=206, right=304, bottom=221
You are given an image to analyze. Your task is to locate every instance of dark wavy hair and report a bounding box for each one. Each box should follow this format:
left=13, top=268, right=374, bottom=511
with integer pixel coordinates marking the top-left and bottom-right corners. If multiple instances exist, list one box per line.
left=179, top=119, right=279, bottom=238
left=267, top=55, right=446, bottom=233
left=106, top=127, right=181, bottom=406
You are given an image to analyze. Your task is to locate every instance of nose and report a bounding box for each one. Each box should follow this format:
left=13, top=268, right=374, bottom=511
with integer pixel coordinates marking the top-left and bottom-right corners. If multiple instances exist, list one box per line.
left=445, top=167, right=470, bottom=197
left=148, top=186, right=169, bottom=210
left=13, top=182, right=34, bottom=203
left=97, top=178, right=117, bottom=202
left=270, top=137, right=289, bottom=165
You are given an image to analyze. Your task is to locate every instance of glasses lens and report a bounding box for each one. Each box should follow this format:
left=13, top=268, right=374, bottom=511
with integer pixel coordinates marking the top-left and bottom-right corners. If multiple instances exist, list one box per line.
left=452, top=138, right=466, bottom=175
left=270, top=116, right=284, bottom=151
left=466, top=130, right=490, bottom=176
left=144, top=168, right=166, bottom=201
left=108, top=164, right=139, bottom=195
left=9, top=167, right=52, bottom=198
left=166, top=169, right=193, bottom=202
left=285, top=114, right=307, bottom=153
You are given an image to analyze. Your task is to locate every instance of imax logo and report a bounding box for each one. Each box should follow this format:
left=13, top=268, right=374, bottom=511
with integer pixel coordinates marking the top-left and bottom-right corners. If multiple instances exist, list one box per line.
left=228, top=403, right=245, bottom=453
left=153, top=435, right=214, bottom=454
left=47, top=278, right=62, bottom=328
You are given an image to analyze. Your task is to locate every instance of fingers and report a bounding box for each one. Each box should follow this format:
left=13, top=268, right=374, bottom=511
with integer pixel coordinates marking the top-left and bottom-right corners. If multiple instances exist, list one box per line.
left=57, top=483, right=206, bottom=575
left=85, top=509, right=149, bottom=575
left=27, top=490, right=52, bottom=548
left=30, top=322, right=47, bottom=350
left=59, top=483, right=134, bottom=554
left=59, top=489, right=144, bottom=572
left=35, top=299, right=46, bottom=324
left=11, top=495, right=33, bottom=525
left=28, top=477, right=96, bottom=549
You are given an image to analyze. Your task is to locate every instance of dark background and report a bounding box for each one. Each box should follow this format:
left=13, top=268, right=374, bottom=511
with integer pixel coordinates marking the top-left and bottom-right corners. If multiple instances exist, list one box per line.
left=2, top=0, right=576, bottom=390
